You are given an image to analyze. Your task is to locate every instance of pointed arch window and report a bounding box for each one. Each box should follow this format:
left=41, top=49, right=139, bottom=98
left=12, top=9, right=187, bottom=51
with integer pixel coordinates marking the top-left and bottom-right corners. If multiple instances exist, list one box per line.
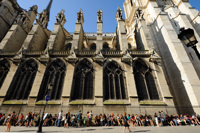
left=103, top=42, right=110, bottom=50
left=103, top=61, right=128, bottom=100
left=90, top=43, right=96, bottom=50
left=71, top=59, right=94, bottom=100
left=128, top=43, right=132, bottom=50
left=65, top=43, right=72, bottom=51
left=133, top=59, right=159, bottom=101
left=0, top=59, right=10, bottom=89
left=5, top=59, right=38, bottom=100
left=37, top=59, right=66, bottom=101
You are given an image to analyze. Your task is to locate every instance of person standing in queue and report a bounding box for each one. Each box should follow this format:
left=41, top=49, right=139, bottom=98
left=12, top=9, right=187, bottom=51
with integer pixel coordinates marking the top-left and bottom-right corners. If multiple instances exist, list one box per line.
left=5, top=114, right=11, bottom=132
left=122, top=112, right=132, bottom=133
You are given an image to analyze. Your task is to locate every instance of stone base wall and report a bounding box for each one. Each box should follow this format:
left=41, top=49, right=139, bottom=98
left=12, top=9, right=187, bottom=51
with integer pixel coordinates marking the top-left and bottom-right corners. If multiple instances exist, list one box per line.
left=0, top=105, right=178, bottom=117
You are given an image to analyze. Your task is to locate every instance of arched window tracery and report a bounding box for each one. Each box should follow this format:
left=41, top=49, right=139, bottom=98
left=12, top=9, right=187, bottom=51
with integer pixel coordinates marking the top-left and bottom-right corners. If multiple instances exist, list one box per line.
left=103, top=42, right=110, bottom=50
left=128, top=43, right=132, bottom=49
left=103, top=61, right=128, bottom=100
left=90, top=43, right=96, bottom=50
left=65, top=43, right=72, bottom=51
left=71, top=59, right=94, bottom=100
left=133, top=59, right=159, bottom=101
left=0, top=59, right=10, bottom=89
left=37, top=59, right=66, bottom=101
left=5, top=59, right=38, bottom=100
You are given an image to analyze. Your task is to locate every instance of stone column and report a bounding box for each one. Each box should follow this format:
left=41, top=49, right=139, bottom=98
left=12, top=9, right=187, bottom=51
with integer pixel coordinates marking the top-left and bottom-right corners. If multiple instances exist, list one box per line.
left=124, top=63, right=138, bottom=106
left=117, top=19, right=128, bottom=52
left=48, top=10, right=67, bottom=51
left=72, top=9, right=84, bottom=51
left=94, top=62, right=103, bottom=106
left=147, top=1, right=200, bottom=114
left=22, top=24, right=51, bottom=52
left=97, top=9, right=103, bottom=50
left=0, top=62, right=18, bottom=105
left=61, top=63, right=75, bottom=106
left=136, top=19, right=155, bottom=50
left=116, top=7, right=128, bottom=52
left=48, top=24, right=66, bottom=51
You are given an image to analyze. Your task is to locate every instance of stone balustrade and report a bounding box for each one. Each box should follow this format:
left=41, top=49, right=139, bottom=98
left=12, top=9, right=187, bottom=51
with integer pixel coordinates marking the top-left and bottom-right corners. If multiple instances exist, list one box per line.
left=0, top=51, right=17, bottom=57
left=129, top=50, right=150, bottom=57
left=23, top=50, right=44, bottom=56
left=49, top=51, right=70, bottom=57
left=77, top=50, right=96, bottom=56
left=102, top=50, right=123, bottom=57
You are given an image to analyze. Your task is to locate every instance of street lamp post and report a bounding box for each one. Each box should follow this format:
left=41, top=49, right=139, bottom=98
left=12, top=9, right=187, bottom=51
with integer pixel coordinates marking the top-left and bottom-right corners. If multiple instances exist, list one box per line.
left=37, top=83, right=53, bottom=133
left=178, top=28, right=200, bottom=60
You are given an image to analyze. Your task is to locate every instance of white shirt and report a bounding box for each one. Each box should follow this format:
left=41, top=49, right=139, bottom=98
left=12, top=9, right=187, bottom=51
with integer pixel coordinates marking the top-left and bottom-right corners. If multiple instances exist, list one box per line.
left=58, top=112, right=62, bottom=119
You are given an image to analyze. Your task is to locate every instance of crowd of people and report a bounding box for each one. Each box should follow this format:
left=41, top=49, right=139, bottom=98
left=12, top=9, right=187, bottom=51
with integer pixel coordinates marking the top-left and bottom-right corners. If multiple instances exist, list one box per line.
left=1, top=110, right=200, bottom=132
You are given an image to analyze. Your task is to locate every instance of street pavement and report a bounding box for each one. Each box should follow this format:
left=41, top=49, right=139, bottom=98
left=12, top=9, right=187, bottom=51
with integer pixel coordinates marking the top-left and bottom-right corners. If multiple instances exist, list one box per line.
left=0, top=126, right=200, bottom=133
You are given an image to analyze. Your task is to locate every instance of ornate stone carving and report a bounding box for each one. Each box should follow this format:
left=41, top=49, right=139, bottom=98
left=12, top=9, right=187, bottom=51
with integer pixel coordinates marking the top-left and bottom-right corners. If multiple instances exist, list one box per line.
left=77, top=9, right=84, bottom=23
left=37, top=10, right=49, bottom=28
left=93, top=49, right=105, bottom=66
left=67, top=47, right=78, bottom=64
left=56, top=9, right=66, bottom=26
left=136, top=8, right=144, bottom=19
left=97, top=8, right=103, bottom=22
left=122, top=51, right=132, bottom=64
left=29, top=5, right=38, bottom=13
left=116, top=7, right=123, bottom=20
left=149, top=49, right=161, bottom=64
left=15, top=10, right=30, bottom=29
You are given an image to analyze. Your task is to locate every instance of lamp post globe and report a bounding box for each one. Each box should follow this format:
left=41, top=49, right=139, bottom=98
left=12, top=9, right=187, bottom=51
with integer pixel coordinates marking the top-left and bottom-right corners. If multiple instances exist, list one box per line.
left=37, top=83, right=53, bottom=132
left=178, top=28, right=200, bottom=60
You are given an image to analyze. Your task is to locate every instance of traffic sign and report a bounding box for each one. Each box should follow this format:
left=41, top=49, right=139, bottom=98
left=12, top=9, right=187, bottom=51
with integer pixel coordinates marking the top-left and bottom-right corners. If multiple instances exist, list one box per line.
left=45, top=94, right=50, bottom=102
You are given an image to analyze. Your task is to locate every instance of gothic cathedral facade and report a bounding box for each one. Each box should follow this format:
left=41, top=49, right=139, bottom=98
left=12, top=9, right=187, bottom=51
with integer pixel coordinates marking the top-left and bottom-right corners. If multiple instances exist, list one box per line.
left=0, top=0, right=199, bottom=115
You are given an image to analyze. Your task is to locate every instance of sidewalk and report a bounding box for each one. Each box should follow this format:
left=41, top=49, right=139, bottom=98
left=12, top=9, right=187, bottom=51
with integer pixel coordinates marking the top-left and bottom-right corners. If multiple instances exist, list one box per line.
left=0, top=126, right=200, bottom=133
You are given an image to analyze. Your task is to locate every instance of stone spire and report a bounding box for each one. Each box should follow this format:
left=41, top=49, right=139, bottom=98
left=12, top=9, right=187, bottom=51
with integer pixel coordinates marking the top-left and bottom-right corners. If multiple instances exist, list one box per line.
left=76, top=9, right=84, bottom=24
left=46, top=0, right=53, bottom=20
left=37, top=0, right=53, bottom=28
left=116, top=7, right=123, bottom=21
left=56, top=9, right=66, bottom=27
left=97, top=8, right=103, bottom=23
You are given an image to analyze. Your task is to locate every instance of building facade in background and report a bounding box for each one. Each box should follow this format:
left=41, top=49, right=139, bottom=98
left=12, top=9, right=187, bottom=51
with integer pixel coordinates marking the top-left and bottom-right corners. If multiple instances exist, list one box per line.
left=0, top=0, right=199, bottom=115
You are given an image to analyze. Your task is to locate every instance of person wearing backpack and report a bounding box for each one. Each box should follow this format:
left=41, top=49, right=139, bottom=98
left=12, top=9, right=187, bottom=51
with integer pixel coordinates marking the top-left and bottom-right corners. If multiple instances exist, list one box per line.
left=122, top=112, right=132, bottom=133
left=77, top=110, right=82, bottom=127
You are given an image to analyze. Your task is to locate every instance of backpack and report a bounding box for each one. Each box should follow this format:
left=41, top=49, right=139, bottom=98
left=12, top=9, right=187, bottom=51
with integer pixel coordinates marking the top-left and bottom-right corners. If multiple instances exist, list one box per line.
left=77, top=113, right=81, bottom=120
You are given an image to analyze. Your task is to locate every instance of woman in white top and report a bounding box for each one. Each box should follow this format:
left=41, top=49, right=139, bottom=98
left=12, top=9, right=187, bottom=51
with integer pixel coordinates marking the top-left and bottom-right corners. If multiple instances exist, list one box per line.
left=61, top=114, right=65, bottom=127
left=154, top=113, right=159, bottom=127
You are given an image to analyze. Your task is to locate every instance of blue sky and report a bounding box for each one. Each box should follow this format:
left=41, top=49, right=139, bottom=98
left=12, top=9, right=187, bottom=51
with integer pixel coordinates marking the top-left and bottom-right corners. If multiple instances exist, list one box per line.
left=17, top=0, right=200, bottom=33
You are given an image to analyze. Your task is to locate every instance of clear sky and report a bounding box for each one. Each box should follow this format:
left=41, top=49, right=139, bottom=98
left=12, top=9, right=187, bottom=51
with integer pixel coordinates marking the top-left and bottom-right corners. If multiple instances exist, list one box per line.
left=17, top=0, right=200, bottom=33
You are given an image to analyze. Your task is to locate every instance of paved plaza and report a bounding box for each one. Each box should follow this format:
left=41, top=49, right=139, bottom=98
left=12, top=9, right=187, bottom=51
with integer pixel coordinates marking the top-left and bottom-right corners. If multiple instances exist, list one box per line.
left=0, top=126, right=200, bottom=133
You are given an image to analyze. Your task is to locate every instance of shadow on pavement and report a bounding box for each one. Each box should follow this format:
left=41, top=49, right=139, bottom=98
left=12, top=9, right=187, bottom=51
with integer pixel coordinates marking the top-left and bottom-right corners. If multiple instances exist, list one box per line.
left=103, top=128, right=114, bottom=130
left=80, top=129, right=96, bottom=131
left=15, top=130, right=36, bottom=132
left=134, top=130, right=151, bottom=132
